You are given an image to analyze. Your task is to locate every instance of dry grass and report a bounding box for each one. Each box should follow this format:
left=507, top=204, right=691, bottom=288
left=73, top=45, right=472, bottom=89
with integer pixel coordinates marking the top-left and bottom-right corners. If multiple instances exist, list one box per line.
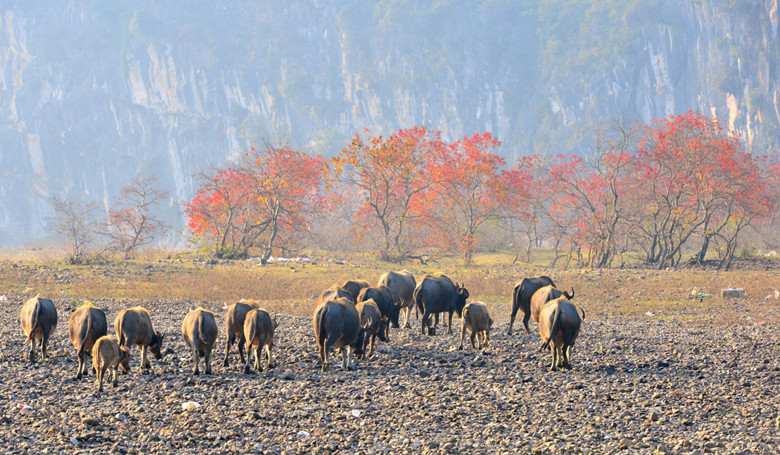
left=1, top=251, right=778, bottom=324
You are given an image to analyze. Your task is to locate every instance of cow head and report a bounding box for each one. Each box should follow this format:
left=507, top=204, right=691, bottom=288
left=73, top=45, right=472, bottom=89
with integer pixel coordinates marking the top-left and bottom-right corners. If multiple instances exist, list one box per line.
left=148, top=331, right=165, bottom=359
left=118, top=347, right=131, bottom=373
left=454, top=282, right=469, bottom=316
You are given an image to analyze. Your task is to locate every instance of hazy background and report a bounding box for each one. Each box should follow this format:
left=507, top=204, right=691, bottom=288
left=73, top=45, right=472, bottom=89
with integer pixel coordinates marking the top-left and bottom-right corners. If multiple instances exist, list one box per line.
left=0, top=0, right=776, bottom=246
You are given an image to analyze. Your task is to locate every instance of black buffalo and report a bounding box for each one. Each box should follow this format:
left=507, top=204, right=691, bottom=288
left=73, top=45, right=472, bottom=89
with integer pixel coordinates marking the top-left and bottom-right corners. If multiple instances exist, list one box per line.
left=318, top=284, right=355, bottom=304
left=313, top=297, right=364, bottom=372
left=340, top=280, right=370, bottom=302
left=413, top=273, right=469, bottom=336
left=509, top=275, right=557, bottom=335
left=378, top=271, right=416, bottom=328
left=357, top=285, right=398, bottom=340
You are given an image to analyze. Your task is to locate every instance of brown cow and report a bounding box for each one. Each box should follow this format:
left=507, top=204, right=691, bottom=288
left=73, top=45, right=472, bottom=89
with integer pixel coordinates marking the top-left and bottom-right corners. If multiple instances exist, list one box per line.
left=114, top=306, right=164, bottom=372
left=355, top=298, right=386, bottom=359
left=529, top=285, right=574, bottom=326
left=318, top=284, right=355, bottom=304
left=68, top=301, right=108, bottom=379
left=182, top=308, right=218, bottom=375
left=92, top=335, right=129, bottom=392
left=378, top=271, right=416, bottom=328
left=341, top=280, right=370, bottom=302
left=509, top=276, right=557, bottom=335
left=20, top=295, right=58, bottom=362
left=313, top=297, right=364, bottom=372
left=223, top=299, right=261, bottom=368
left=539, top=298, right=585, bottom=371
left=243, top=308, right=278, bottom=374
left=458, top=301, right=493, bottom=351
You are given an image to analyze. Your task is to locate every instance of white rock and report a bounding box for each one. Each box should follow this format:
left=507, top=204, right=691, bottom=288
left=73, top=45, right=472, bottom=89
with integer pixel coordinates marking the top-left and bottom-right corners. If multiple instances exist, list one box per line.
left=181, top=401, right=201, bottom=411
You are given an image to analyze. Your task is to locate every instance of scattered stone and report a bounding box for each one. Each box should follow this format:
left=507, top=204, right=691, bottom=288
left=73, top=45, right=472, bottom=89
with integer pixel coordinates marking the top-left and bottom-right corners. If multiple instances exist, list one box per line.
left=81, top=417, right=100, bottom=426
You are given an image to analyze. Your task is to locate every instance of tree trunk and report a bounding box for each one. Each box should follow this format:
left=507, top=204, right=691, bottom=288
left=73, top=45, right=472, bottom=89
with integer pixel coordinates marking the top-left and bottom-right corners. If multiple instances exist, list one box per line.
left=695, top=233, right=712, bottom=264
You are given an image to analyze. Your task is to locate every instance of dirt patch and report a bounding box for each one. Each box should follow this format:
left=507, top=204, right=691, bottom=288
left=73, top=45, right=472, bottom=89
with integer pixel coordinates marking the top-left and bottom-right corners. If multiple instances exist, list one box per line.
left=0, top=290, right=777, bottom=453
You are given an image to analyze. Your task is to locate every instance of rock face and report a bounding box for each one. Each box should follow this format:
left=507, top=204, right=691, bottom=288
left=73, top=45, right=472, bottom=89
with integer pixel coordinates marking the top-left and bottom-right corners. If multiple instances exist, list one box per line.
left=0, top=1, right=777, bottom=245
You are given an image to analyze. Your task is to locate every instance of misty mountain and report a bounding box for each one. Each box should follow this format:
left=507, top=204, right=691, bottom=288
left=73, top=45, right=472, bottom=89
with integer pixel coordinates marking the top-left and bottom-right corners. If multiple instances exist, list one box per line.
left=0, top=0, right=777, bottom=246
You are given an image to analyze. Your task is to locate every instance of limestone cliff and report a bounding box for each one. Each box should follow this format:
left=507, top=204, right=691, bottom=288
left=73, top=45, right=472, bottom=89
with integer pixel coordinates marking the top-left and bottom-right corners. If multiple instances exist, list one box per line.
left=0, top=0, right=776, bottom=245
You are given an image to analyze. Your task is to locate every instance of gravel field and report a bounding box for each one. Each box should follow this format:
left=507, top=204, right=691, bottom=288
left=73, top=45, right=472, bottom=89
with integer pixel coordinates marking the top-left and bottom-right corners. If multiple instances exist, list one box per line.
left=0, top=295, right=778, bottom=454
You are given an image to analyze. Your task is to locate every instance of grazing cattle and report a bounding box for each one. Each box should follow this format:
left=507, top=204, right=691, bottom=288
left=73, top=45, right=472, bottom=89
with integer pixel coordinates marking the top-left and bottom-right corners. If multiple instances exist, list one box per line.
left=313, top=297, right=364, bottom=372
left=538, top=298, right=584, bottom=371
left=92, top=335, right=129, bottom=392
left=509, top=276, right=556, bottom=335
left=114, top=307, right=165, bottom=372
left=68, top=302, right=108, bottom=379
left=355, top=298, right=385, bottom=359
left=378, top=271, right=416, bottom=328
left=223, top=299, right=261, bottom=367
left=529, top=285, right=574, bottom=326
left=341, top=280, right=370, bottom=302
left=182, top=308, right=218, bottom=375
left=19, top=295, right=58, bottom=363
left=318, top=284, right=355, bottom=304
left=458, top=302, right=493, bottom=351
left=243, top=308, right=278, bottom=374
left=357, top=285, right=398, bottom=341
left=414, top=273, right=469, bottom=336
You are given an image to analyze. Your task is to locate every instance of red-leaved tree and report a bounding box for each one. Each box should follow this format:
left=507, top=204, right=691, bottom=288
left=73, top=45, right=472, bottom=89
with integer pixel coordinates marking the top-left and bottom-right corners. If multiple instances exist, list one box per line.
left=496, top=155, right=543, bottom=263
left=422, top=132, right=505, bottom=265
left=331, top=126, right=445, bottom=263
left=186, top=145, right=326, bottom=261
left=634, top=111, right=757, bottom=268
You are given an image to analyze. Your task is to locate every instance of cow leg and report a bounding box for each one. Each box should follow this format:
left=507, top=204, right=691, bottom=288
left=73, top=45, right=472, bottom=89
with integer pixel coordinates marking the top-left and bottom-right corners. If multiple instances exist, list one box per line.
left=265, top=344, right=274, bottom=369
left=402, top=306, right=411, bottom=329
left=28, top=337, right=36, bottom=363
left=84, top=351, right=94, bottom=376
left=421, top=310, right=430, bottom=335
left=140, top=346, right=151, bottom=371
left=111, top=366, right=119, bottom=388
left=41, top=333, right=49, bottom=360
left=191, top=344, right=200, bottom=376
left=238, top=338, right=247, bottom=365
left=447, top=311, right=454, bottom=334
left=319, top=344, right=328, bottom=372
left=76, top=351, right=85, bottom=379
left=369, top=334, right=376, bottom=358
left=470, top=331, right=476, bottom=349
left=549, top=344, right=558, bottom=372
left=458, top=324, right=467, bottom=350
left=323, top=338, right=338, bottom=372
left=508, top=303, right=519, bottom=335
left=204, top=347, right=212, bottom=375
left=96, top=362, right=105, bottom=392
left=344, top=346, right=353, bottom=371
left=223, top=332, right=234, bottom=367
left=255, top=345, right=263, bottom=372
left=243, top=349, right=253, bottom=375
left=563, top=343, right=573, bottom=369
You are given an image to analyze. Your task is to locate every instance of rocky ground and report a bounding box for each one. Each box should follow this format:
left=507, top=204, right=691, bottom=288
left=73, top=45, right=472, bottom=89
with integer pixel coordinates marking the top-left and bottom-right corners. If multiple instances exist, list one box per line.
left=0, top=296, right=778, bottom=455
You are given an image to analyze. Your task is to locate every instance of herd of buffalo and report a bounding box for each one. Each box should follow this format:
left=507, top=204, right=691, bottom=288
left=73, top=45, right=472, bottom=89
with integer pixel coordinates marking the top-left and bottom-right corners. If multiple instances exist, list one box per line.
left=17, top=271, right=585, bottom=391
